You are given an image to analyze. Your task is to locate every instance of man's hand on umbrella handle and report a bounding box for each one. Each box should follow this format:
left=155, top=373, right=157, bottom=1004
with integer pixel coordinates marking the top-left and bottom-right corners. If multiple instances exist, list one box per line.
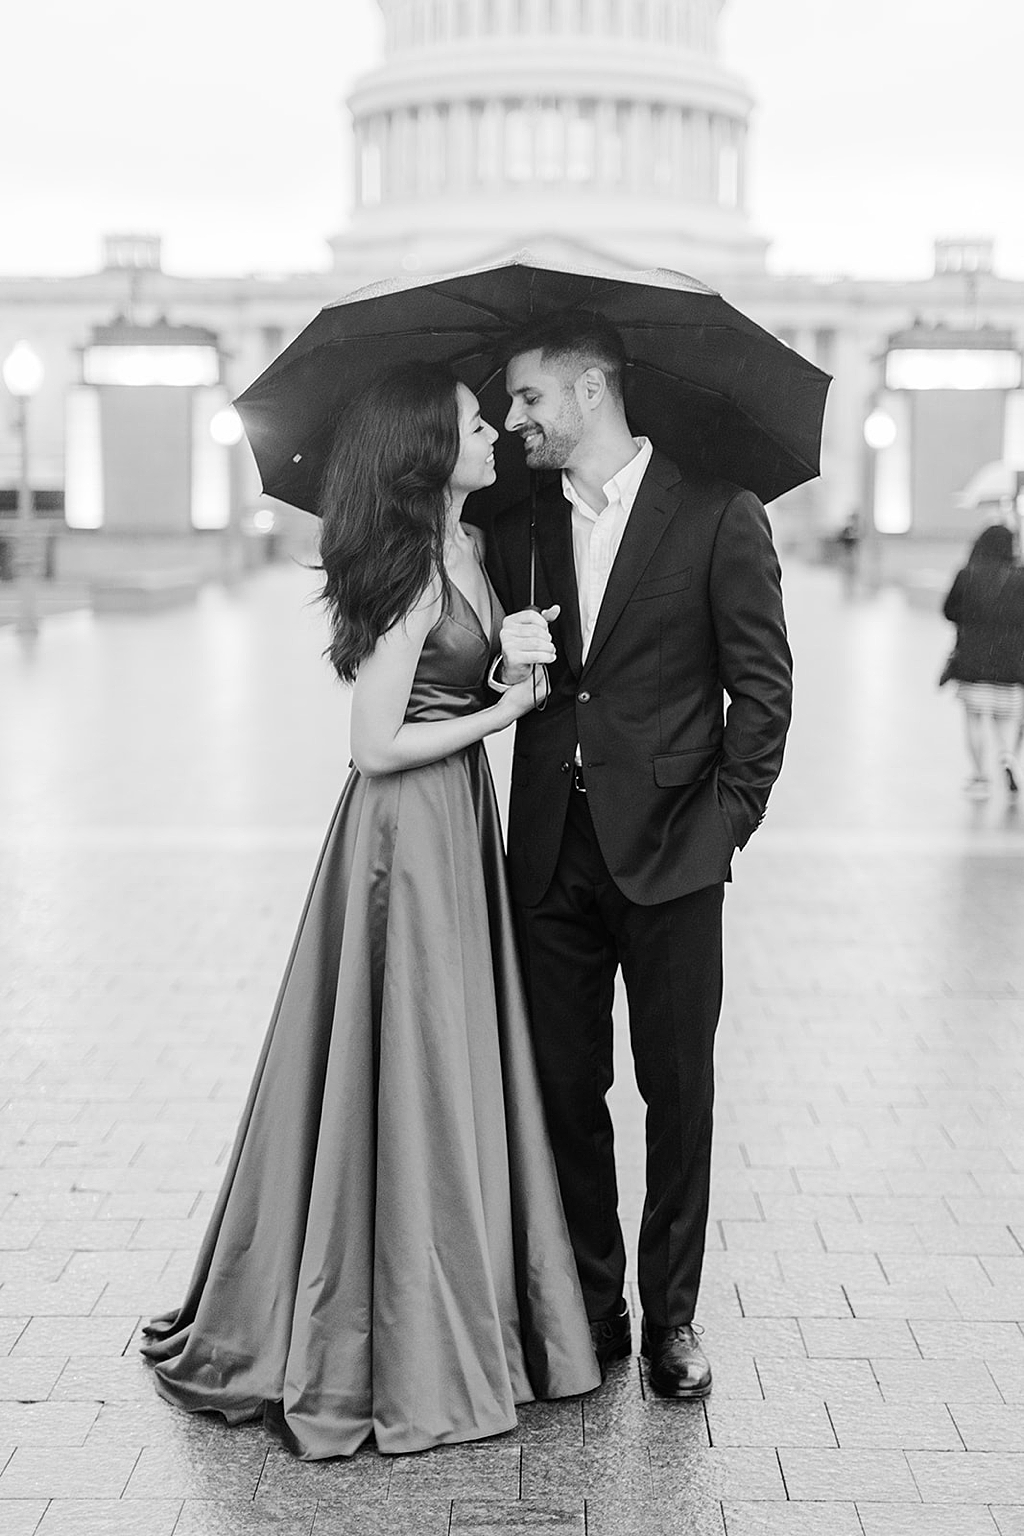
left=499, top=606, right=560, bottom=685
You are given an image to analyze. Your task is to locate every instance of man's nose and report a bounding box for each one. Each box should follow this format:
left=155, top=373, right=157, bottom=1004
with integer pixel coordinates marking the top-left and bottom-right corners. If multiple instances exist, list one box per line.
left=504, top=400, right=523, bottom=432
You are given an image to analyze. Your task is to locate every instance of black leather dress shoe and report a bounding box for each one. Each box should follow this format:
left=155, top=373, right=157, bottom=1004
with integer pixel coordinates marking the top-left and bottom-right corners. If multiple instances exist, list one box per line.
left=641, top=1320, right=712, bottom=1399
left=589, top=1299, right=632, bottom=1374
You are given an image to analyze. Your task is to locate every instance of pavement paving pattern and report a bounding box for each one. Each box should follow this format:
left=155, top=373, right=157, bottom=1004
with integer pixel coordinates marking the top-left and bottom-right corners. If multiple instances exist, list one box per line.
left=2, top=557, right=1024, bottom=1535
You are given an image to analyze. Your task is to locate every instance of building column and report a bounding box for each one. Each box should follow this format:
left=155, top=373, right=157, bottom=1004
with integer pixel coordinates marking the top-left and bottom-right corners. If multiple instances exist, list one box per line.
left=639, top=102, right=655, bottom=190
left=666, top=106, right=685, bottom=196
left=708, top=113, right=722, bottom=201
left=393, top=109, right=414, bottom=198
left=378, top=113, right=392, bottom=203
left=694, top=111, right=712, bottom=200
left=419, top=104, right=439, bottom=194
left=595, top=98, right=619, bottom=187
left=448, top=100, right=472, bottom=193
left=624, top=102, right=646, bottom=193
left=735, top=122, right=748, bottom=211
left=477, top=99, right=505, bottom=188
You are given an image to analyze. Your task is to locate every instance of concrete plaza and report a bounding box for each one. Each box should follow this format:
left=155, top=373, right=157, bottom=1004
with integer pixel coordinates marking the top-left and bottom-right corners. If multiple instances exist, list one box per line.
left=2, top=554, right=1024, bottom=1536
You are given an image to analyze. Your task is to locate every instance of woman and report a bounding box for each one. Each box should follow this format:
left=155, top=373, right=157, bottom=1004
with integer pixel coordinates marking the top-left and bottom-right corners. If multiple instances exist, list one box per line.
left=142, top=363, right=599, bottom=1458
left=941, top=523, right=1024, bottom=801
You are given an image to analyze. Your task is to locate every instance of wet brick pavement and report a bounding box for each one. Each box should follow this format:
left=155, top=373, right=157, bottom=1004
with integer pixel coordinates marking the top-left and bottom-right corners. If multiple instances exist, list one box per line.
left=2, top=556, right=1024, bottom=1535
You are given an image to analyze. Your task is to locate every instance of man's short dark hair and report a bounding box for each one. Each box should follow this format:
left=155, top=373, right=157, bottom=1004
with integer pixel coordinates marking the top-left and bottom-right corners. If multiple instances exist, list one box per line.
left=503, top=312, right=627, bottom=402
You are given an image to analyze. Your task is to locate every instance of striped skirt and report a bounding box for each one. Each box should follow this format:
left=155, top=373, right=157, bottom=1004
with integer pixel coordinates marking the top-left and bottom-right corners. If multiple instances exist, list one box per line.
left=956, top=681, right=1024, bottom=719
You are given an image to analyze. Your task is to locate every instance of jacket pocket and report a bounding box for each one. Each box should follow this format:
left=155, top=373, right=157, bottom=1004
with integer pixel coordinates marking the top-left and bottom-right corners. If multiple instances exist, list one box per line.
left=652, top=747, right=718, bottom=787
left=632, top=565, right=692, bottom=600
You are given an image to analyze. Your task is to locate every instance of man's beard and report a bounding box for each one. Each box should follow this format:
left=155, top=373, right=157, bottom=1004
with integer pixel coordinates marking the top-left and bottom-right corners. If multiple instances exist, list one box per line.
left=519, top=394, right=583, bottom=470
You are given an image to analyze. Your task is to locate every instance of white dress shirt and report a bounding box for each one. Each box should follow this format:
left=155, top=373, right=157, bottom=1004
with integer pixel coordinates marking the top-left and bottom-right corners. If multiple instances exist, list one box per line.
left=563, top=436, right=653, bottom=664
left=488, top=437, right=653, bottom=709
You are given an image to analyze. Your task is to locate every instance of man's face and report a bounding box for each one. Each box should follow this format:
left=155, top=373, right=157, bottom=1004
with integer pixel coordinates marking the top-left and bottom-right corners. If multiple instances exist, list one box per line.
left=504, top=349, right=584, bottom=470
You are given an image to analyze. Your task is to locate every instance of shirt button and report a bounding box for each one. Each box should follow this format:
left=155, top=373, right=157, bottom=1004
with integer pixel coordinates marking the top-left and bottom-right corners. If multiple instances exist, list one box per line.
left=578, top=691, right=590, bottom=703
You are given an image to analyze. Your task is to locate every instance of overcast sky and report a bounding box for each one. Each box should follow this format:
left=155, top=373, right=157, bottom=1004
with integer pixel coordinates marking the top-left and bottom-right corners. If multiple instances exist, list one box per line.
left=3, top=0, right=1022, bottom=282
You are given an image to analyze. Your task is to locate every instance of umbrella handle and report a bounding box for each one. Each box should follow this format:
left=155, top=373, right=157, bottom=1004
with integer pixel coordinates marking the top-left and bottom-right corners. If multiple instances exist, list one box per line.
left=528, top=476, right=548, bottom=712
left=529, top=473, right=537, bottom=608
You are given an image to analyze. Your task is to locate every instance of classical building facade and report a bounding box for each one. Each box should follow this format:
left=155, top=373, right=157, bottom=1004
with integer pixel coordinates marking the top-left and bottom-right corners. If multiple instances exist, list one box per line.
left=1, top=0, right=1022, bottom=581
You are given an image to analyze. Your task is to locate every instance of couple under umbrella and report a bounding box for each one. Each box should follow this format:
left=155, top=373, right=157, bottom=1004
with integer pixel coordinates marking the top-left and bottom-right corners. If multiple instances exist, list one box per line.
left=141, top=255, right=825, bottom=1458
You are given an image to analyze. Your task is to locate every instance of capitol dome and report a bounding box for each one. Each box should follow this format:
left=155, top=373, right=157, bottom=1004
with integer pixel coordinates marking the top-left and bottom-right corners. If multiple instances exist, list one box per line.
left=331, top=0, right=767, bottom=282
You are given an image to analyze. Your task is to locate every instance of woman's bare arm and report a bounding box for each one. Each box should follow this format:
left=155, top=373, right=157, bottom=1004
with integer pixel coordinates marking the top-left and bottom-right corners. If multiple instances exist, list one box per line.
left=349, top=581, right=535, bottom=777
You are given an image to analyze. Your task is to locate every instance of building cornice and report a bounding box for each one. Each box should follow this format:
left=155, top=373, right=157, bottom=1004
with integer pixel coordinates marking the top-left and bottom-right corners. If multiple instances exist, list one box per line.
left=349, top=54, right=753, bottom=119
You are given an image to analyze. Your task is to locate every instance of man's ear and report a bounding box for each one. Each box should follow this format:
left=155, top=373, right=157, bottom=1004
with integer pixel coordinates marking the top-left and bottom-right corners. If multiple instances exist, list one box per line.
left=579, top=367, right=607, bottom=409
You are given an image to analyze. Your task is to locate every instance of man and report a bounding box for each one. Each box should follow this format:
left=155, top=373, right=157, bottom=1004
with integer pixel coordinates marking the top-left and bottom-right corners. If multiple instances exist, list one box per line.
left=486, top=312, right=792, bottom=1399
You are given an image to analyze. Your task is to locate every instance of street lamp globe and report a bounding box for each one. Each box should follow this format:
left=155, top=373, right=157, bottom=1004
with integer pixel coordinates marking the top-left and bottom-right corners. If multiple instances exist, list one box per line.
left=210, top=404, right=244, bottom=446
left=863, top=407, right=897, bottom=451
left=2, top=341, right=44, bottom=399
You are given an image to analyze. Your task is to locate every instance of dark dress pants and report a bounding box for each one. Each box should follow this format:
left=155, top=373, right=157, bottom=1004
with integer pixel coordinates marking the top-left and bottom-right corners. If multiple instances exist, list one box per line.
left=515, top=789, right=724, bottom=1328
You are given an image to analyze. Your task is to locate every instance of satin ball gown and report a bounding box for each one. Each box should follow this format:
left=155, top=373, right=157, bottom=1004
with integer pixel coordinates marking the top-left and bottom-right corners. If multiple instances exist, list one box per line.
left=141, top=571, right=600, bottom=1458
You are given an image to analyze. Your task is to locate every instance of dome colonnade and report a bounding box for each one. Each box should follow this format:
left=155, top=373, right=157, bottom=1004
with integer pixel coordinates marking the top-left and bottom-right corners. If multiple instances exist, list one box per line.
left=338, top=0, right=766, bottom=278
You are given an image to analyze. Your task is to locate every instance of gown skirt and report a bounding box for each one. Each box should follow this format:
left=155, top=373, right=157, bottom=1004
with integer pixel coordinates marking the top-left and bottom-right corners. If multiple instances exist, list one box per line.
left=141, top=735, right=600, bottom=1458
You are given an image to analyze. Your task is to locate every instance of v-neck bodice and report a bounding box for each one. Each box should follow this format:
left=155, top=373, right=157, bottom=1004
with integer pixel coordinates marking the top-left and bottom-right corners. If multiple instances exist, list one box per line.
left=403, top=567, right=504, bottom=723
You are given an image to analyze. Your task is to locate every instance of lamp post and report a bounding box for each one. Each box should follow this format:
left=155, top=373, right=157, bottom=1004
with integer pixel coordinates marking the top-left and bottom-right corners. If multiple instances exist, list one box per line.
left=863, top=404, right=897, bottom=592
left=209, top=404, right=245, bottom=583
left=3, top=341, right=45, bottom=636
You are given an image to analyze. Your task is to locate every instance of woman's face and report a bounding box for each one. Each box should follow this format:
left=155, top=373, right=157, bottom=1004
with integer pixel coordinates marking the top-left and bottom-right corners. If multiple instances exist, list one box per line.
left=449, top=383, right=498, bottom=497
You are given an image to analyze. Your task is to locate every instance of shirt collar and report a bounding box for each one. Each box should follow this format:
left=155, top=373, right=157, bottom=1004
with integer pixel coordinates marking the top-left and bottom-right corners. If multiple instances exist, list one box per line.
left=562, top=437, right=653, bottom=520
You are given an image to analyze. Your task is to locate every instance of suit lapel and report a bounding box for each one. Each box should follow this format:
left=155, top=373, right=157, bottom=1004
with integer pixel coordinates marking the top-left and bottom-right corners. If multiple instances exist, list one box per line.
left=534, top=483, right=584, bottom=677
left=581, top=452, right=682, bottom=676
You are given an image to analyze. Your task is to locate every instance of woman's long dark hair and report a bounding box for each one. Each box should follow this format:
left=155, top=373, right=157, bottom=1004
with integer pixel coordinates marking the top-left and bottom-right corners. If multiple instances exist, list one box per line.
left=318, top=362, right=460, bottom=682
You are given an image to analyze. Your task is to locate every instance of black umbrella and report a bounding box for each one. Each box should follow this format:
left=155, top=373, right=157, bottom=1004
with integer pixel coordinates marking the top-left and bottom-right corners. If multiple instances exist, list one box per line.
left=234, top=251, right=831, bottom=518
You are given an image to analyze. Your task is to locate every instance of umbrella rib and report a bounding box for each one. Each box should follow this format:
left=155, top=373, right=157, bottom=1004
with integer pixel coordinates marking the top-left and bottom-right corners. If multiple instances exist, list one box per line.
left=418, top=284, right=525, bottom=327
left=556, top=278, right=631, bottom=312
left=629, top=357, right=735, bottom=396
left=474, top=361, right=506, bottom=392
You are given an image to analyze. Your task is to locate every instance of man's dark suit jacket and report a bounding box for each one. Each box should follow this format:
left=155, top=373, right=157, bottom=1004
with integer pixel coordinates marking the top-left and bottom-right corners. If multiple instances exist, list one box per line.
left=486, top=448, right=794, bottom=909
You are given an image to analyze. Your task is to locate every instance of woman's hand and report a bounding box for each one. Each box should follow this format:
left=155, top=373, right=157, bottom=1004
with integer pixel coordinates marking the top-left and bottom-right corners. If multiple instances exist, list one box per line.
left=497, top=668, right=547, bottom=723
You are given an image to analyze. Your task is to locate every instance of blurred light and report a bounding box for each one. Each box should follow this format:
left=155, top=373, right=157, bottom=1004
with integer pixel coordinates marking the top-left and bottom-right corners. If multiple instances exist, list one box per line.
left=191, top=389, right=231, bottom=529
left=210, top=405, right=244, bottom=446
left=252, top=509, right=276, bottom=533
left=885, top=349, right=1022, bottom=391
left=3, top=341, right=44, bottom=398
left=874, top=480, right=912, bottom=535
left=871, top=395, right=912, bottom=534
left=64, top=387, right=104, bottom=528
left=83, top=345, right=219, bottom=388
left=863, top=408, right=897, bottom=449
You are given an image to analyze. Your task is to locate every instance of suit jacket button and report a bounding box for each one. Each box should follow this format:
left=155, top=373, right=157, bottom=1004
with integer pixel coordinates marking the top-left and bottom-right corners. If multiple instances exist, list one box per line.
left=577, top=691, right=591, bottom=703
left=559, top=761, right=571, bottom=774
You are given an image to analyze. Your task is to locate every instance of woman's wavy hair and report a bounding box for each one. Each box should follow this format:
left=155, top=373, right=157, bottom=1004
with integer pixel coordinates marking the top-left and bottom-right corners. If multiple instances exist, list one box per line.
left=317, top=362, right=460, bottom=682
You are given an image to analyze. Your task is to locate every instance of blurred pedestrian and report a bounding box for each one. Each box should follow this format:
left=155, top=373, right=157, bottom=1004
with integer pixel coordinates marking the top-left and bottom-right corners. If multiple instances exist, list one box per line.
left=141, top=362, right=599, bottom=1458
left=835, top=509, right=862, bottom=595
left=940, top=523, right=1024, bottom=801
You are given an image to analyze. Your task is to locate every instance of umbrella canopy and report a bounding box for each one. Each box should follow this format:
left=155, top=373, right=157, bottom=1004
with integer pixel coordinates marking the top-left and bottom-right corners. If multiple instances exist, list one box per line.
left=956, top=459, right=1024, bottom=509
left=234, top=251, right=831, bottom=518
